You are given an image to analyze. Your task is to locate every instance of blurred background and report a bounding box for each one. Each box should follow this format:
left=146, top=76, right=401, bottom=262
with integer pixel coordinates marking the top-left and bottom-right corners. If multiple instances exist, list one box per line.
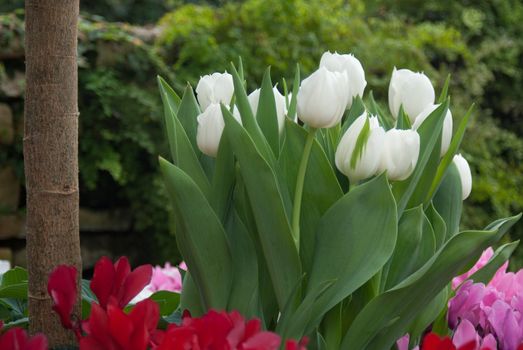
left=1, top=0, right=522, bottom=271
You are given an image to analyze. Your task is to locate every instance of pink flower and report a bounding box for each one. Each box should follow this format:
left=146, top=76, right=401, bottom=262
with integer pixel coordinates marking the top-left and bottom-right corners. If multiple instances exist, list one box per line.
left=149, top=263, right=184, bottom=293
left=448, top=247, right=523, bottom=350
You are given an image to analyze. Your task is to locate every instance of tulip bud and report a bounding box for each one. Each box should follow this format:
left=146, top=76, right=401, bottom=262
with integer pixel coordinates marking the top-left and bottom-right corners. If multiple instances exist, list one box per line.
left=320, top=51, right=367, bottom=108
left=453, top=154, right=472, bottom=200
left=412, top=104, right=453, bottom=157
left=248, top=87, right=288, bottom=133
left=297, top=67, right=350, bottom=128
left=380, top=129, right=420, bottom=181
left=195, top=72, right=234, bottom=111
left=335, top=113, right=385, bottom=183
left=388, top=68, right=435, bottom=122
left=196, top=103, right=240, bottom=157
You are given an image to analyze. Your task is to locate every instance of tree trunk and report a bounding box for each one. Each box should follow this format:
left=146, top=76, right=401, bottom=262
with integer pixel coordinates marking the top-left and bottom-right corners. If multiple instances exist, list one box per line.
left=24, top=0, right=82, bottom=346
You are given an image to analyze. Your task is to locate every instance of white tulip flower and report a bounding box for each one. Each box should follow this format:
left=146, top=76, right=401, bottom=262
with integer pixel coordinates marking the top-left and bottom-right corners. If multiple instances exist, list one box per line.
left=320, top=51, right=367, bottom=108
left=453, top=154, right=472, bottom=200
left=335, top=113, right=385, bottom=183
left=297, top=67, right=350, bottom=128
left=380, top=129, right=420, bottom=181
left=388, top=68, right=435, bottom=123
left=248, top=87, right=288, bottom=134
left=196, top=103, right=240, bottom=157
left=412, top=104, right=453, bottom=157
left=195, top=72, right=234, bottom=111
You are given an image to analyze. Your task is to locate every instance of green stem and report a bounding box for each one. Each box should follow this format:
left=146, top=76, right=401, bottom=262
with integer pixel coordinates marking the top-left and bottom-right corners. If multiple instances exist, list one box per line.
left=291, top=127, right=317, bottom=250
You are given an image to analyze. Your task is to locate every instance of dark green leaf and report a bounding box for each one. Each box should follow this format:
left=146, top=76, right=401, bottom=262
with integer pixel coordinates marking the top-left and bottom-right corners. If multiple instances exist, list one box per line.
left=149, top=291, right=181, bottom=316
left=279, top=120, right=343, bottom=273
left=305, top=174, right=397, bottom=333
left=160, top=158, right=232, bottom=310
left=222, top=107, right=302, bottom=310
left=433, top=163, right=462, bottom=239
left=257, top=67, right=280, bottom=155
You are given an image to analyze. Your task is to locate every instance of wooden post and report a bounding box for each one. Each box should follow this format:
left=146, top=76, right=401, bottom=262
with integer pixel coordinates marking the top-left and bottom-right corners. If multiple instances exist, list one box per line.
left=24, top=0, right=82, bottom=346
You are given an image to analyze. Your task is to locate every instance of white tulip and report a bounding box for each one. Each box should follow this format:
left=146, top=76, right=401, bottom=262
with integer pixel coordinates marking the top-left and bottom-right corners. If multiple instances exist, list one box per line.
left=335, top=113, right=385, bottom=183
left=380, top=129, right=420, bottom=181
left=320, top=51, right=367, bottom=108
left=388, top=68, right=435, bottom=122
left=248, top=87, right=288, bottom=133
left=196, top=103, right=240, bottom=157
left=297, top=67, right=350, bottom=128
left=412, top=104, right=453, bottom=157
left=195, top=72, right=234, bottom=111
left=453, top=154, right=472, bottom=200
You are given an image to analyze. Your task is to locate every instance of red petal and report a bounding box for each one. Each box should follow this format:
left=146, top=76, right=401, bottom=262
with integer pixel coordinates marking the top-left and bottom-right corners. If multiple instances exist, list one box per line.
left=129, top=299, right=160, bottom=334
left=0, top=328, right=29, bottom=349
left=422, top=333, right=456, bottom=350
left=47, top=265, right=77, bottom=329
left=458, top=340, right=477, bottom=350
left=241, top=332, right=281, bottom=350
left=90, top=257, right=115, bottom=309
left=113, top=257, right=131, bottom=300
left=26, top=334, right=48, bottom=350
left=107, top=304, right=134, bottom=349
left=79, top=336, right=107, bottom=350
left=86, top=303, right=113, bottom=347
left=119, top=264, right=152, bottom=308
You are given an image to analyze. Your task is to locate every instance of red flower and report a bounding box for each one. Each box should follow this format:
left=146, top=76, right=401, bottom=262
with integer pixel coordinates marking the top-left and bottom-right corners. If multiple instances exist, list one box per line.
left=80, top=298, right=159, bottom=350
left=155, top=310, right=283, bottom=350
left=90, top=256, right=152, bottom=309
left=421, top=333, right=476, bottom=350
left=47, top=265, right=78, bottom=329
left=285, top=337, right=309, bottom=350
left=0, top=323, right=48, bottom=350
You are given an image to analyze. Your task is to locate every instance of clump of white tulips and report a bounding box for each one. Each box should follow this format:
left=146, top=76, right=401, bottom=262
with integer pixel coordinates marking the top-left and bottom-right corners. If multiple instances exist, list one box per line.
left=157, top=51, right=519, bottom=350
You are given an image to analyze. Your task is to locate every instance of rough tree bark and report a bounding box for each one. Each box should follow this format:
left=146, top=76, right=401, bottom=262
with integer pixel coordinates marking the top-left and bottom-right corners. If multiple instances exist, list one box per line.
left=24, top=0, right=82, bottom=346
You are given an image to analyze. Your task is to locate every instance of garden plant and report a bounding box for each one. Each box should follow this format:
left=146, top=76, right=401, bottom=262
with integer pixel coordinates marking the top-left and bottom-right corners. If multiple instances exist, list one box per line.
left=1, top=8, right=523, bottom=347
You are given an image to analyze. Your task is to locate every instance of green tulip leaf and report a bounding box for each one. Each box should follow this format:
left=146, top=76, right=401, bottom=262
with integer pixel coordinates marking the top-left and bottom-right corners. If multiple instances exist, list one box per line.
left=425, top=203, right=447, bottom=249
left=222, top=106, right=302, bottom=310
left=433, top=163, right=463, bottom=239
left=287, top=64, right=300, bottom=121
left=304, top=174, right=397, bottom=334
left=394, top=101, right=449, bottom=216
left=160, top=158, right=232, bottom=310
left=279, top=120, right=343, bottom=273
left=257, top=67, right=280, bottom=155
left=230, top=63, right=274, bottom=164
left=427, top=104, right=474, bottom=201
left=225, top=211, right=260, bottom=318
left=177, top=84, right=201, bottom=152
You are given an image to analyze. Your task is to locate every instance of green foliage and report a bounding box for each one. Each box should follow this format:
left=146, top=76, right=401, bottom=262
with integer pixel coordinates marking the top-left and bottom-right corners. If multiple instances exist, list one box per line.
left=2, top=0, right=523, bottom=266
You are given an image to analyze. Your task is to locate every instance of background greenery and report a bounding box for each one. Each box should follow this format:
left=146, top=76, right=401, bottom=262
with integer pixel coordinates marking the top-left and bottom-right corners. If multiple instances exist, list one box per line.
left=1, top=0, right=522, bottom=266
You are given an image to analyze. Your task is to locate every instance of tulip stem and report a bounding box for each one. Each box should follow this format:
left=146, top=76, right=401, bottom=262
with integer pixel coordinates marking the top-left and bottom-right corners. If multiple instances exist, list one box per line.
left=291, top=127, right=317, bottom=250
